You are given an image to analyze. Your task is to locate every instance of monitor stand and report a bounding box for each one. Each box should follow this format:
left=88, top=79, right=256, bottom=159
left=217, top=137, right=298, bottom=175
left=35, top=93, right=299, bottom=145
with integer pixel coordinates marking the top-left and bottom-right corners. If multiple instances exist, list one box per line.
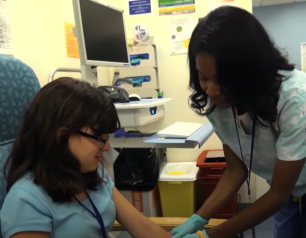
left=81, top=64, right=98, bottom=87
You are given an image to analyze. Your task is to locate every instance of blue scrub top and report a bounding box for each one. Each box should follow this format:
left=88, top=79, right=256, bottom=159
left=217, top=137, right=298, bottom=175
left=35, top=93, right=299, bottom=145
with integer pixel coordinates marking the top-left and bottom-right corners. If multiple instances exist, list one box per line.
left=207, top=70, right=306, bottom=197
left=1, top=167, right=115, bottom=238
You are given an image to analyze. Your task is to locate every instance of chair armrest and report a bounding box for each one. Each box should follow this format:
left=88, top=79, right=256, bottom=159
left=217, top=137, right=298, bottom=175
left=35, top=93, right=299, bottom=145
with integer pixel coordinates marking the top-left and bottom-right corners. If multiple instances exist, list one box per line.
left=112, top=217, right=226, bottom=231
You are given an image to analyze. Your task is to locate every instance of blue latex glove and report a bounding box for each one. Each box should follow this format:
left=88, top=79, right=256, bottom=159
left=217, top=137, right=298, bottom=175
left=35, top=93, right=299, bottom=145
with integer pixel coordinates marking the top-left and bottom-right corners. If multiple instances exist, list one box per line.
left=170, top=214, right=209, bottom=238
left=183, top=230, right=210, bottom=238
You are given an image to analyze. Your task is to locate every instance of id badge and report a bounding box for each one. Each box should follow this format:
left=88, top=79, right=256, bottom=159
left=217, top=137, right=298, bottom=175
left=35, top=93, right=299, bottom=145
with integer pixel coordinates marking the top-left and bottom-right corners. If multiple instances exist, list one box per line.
left=244, top=154, right=250, bottom=166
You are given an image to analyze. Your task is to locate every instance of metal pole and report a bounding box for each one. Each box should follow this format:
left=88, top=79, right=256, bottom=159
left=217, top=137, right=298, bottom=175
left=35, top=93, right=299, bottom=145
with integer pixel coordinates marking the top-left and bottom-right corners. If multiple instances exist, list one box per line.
left=48, top=68, right=81, bottom=82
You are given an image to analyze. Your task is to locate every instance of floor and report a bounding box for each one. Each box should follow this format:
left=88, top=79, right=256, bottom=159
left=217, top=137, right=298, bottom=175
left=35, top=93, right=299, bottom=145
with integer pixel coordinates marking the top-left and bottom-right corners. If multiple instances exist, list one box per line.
left=241, top=216, right=273, bottom=238
left=237, top=204, right=273, bottom=238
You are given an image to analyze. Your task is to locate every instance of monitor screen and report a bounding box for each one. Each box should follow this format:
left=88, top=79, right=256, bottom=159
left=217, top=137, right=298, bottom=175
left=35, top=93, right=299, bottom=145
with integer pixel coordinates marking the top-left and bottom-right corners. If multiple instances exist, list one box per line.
left=79, top=0, right=129, bottom=64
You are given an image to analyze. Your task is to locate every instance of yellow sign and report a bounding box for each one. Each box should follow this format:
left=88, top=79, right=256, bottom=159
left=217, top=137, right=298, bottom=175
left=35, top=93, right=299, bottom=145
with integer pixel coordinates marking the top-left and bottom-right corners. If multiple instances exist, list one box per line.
left=64, top=22, right=80, bottom=59
left=183, top=39, right=190, bottom=50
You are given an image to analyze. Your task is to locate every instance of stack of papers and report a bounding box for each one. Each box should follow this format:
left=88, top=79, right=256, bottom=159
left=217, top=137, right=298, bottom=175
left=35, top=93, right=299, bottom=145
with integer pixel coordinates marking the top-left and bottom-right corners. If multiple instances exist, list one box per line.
left=157, top=122, right=203, bottom=139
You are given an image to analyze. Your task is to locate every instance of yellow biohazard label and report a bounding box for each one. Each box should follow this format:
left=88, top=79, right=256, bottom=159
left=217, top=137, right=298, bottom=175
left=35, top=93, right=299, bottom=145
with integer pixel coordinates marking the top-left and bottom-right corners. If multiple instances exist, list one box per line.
left=167, top=170, right=187, bottom=175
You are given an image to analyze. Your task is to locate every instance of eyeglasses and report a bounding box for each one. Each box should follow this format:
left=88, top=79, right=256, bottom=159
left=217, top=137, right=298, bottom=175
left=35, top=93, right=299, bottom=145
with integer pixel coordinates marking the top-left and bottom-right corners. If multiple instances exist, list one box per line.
left=77, top=131, right=109, bottom=149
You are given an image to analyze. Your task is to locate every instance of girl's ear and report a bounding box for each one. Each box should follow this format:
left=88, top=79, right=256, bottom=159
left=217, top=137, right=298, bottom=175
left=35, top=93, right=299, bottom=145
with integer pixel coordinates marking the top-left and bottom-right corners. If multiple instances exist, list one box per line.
left=56, top=127, right=66, bottom=144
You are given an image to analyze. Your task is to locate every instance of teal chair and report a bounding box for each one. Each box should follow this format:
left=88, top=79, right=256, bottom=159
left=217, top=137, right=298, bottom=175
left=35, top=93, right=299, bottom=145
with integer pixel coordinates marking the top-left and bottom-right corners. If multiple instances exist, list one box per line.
left=0, top=56, right=40, bottom=236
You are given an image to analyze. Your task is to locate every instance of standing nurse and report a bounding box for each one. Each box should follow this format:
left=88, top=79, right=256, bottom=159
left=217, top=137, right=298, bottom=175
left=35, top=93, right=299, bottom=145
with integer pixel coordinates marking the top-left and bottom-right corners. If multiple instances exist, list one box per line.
left=171, top=6, right=306, bottom=238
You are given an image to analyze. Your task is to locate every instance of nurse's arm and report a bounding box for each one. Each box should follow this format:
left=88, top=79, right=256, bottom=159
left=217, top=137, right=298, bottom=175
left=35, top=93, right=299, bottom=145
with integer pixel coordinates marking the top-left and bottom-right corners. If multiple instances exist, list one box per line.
left=206, top=157, right=306, bottom=238
left=113, top=187, right=170, bottom=238
left=197, top=144, right=248, bottom=219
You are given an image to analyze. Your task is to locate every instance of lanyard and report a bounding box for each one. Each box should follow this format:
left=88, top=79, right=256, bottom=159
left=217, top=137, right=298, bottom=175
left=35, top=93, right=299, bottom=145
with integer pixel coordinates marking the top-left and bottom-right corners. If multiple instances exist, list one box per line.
left=74, top=190, right=108, bottom=238
left=232, top=108, right=256, bottom=198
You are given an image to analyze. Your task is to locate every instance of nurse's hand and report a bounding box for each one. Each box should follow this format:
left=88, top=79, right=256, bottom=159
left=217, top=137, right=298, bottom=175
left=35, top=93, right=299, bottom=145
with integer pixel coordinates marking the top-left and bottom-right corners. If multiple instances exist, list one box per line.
left=182, top=230, right=210, bottom=238
left=170, top=214, right=208, bottom=238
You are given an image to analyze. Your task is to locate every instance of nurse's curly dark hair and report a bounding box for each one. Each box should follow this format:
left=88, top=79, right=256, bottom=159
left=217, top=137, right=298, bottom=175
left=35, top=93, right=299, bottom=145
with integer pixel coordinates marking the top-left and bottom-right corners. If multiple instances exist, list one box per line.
left=4, top=77, right=120, bottom=202
left=189, top=6, right=294, bottom=126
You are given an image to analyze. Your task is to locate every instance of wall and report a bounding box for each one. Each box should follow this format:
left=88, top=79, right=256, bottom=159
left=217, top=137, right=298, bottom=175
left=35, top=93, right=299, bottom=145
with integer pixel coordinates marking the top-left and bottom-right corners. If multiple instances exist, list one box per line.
left=7, top=0, right=77, bottom=85
left=7, top=0, right=111, bottom=86
left=253, top=2, right=306, bottom=70
left=7, top=0, right=255, bottom=202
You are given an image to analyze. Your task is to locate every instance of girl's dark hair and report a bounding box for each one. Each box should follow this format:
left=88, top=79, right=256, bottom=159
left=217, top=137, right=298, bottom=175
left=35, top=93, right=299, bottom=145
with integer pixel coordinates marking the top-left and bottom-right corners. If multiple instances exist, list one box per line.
left=189, top=6, right=294, bottom=125
left=4, top=77, right=120, bottom=202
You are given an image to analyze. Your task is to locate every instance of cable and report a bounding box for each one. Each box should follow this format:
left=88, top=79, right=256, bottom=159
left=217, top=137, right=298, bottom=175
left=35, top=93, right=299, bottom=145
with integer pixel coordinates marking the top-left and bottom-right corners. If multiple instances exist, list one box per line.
left=134, top=127, right=141, bottom=132
left=252, top=227, right=256, bottom=238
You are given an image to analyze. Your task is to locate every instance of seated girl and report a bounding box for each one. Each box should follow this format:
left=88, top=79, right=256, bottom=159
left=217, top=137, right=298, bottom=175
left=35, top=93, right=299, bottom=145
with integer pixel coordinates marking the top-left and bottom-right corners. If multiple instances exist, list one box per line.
left=0, top=77, right=170, bottom=238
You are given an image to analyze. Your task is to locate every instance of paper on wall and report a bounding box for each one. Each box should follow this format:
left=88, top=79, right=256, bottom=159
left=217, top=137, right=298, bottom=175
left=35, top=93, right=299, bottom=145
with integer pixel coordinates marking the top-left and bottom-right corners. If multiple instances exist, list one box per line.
left=159, top=0, right=195, bottom=16
left=128, top=0, right=152, bottom=16
left=208, top=0, right=236, bottom=11
left=64, top=22, right=80, bottom=59
left=0, top=0, right=13, bottom=55
left=168, top=16, right=195, bottom=55
left=302, top=42, right=306, bottom=73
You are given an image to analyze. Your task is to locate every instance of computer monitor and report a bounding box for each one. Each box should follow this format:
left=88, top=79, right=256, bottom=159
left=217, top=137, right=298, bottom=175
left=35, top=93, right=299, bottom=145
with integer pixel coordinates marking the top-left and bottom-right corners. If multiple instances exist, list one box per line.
left=72, top=0, right=130, bottom=67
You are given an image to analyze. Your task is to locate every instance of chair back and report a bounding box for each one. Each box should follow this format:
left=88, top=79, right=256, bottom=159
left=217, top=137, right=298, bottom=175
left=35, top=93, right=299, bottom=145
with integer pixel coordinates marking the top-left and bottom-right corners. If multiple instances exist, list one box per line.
left=0, top=56, right=40, bottom=236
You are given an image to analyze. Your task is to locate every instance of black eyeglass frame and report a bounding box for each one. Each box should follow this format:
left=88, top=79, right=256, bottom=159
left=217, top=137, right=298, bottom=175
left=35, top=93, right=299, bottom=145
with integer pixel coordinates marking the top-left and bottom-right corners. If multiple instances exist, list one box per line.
left=77, top=131, right=108, bottom=146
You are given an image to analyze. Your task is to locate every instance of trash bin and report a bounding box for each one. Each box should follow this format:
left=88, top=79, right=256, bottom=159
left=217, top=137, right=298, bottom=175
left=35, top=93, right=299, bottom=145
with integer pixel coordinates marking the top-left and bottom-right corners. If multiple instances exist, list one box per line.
left=197, top=150, right=238, bottom=219
left=158, top=162, right=199, bottom=217
left=114, top=148, right=162, bottom=217
left=114, top=148, right=160, bottom=191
